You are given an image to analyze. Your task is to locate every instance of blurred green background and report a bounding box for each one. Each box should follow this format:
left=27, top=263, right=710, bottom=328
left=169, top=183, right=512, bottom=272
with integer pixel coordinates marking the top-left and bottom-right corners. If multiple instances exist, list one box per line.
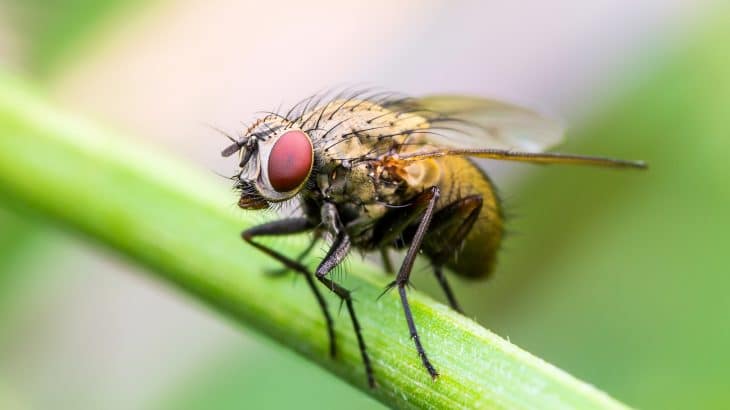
left=1, top=1, right=728, bottom=409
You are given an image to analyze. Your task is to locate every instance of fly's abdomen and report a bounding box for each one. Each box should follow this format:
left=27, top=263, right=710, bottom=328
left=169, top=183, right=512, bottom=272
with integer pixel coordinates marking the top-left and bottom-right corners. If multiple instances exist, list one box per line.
left=430, top=156, right=503, bottom=279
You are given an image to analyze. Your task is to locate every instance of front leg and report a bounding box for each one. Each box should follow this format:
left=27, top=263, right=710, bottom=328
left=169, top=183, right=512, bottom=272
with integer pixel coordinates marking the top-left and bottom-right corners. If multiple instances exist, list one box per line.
left=241, top=218, right=337, bottom=358
left=315, top=203, right=375, bottom=388
left=266, top=235, right=320, bottom=277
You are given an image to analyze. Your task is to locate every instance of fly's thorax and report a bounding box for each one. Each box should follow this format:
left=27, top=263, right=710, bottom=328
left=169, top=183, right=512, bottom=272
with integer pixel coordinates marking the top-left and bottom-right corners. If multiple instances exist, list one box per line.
left=383, top=156, right=442, bottom=195
left=306, top=161, right=386, bottom=246
left=302, top=99, right=428, bottom=162
left=315, top=162, right=377, bottom=206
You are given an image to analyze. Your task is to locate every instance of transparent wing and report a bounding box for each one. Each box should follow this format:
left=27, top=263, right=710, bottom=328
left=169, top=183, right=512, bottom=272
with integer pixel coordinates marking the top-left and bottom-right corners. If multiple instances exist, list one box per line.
left=388, top=94, right=564, bottom=152
left=384, top=94, right=646, bottom=169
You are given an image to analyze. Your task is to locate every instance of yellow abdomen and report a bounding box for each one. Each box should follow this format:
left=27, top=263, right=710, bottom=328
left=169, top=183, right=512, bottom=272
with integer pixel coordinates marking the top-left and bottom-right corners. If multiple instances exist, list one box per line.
left=435, top=156, right=503, bottom=279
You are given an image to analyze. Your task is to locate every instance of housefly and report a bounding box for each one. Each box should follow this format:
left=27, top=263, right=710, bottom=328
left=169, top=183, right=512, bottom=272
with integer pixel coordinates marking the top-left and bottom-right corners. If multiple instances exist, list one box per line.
left=221, top=91, right=646, bottom=388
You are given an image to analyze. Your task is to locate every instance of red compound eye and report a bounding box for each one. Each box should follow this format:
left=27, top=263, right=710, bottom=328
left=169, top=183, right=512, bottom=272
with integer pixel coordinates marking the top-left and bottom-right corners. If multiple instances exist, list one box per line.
left=267, top=130, right=313, bottom=192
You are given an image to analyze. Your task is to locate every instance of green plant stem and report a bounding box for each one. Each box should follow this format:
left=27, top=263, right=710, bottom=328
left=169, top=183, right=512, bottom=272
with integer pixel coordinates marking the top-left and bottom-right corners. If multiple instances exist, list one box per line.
left=0, top=73, right=626, bottom=410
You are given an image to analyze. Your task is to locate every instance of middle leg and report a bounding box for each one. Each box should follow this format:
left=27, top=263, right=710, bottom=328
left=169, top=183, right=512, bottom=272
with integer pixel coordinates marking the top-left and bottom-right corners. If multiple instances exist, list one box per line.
left=389, top=186, right=442, bottom=379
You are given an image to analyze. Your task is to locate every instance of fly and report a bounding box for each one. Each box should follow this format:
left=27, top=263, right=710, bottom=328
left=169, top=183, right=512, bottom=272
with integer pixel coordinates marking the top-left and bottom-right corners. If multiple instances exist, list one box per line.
left=221, top=91, right=647, bottom=388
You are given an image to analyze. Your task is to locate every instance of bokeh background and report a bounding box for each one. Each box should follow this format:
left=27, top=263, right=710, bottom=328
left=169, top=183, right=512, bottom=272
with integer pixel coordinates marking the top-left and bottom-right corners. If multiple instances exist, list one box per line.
left=1, top=1, right=729, bottom=409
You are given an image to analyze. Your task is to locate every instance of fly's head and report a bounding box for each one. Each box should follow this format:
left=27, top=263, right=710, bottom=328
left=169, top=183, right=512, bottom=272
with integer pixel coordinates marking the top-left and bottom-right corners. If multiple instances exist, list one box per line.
left=222, top=119, right=315, bottom=210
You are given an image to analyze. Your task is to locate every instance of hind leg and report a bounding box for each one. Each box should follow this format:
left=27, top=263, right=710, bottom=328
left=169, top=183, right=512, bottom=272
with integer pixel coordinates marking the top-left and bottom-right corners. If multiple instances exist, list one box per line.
left=424, top=195, right=483, bottom=313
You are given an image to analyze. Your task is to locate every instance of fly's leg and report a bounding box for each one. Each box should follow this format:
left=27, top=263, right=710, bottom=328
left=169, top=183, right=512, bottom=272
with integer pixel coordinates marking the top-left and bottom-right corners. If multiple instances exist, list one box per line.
left=386, top=186, right=441, bottom=379
left=266, top=235, right=319, bottom=277
left=316, top=203, right=375, bottom=388
left=433, top=265, right=461, bottom=314
left=380, top=248, right=395, bottom=275
left=372, top=190, right=436, bottom=274
left=241, top=219, right=337, bottom=358
left=425, top=195, right=483, bottom=314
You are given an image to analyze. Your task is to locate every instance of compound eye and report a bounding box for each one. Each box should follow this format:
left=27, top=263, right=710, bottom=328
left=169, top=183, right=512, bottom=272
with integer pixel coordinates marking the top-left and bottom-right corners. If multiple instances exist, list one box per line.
left=267, top=130, right=314, bottom=192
